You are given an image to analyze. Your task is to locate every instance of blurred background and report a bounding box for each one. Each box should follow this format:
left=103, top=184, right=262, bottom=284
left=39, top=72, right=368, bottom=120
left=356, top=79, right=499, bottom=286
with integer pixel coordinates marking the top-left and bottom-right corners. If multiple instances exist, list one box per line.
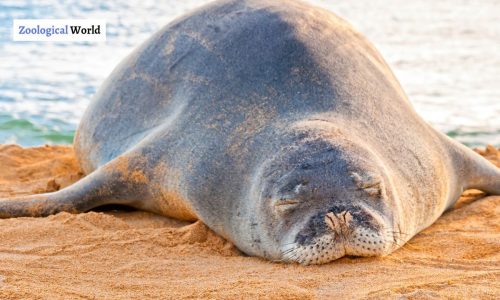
left=0, top=0, right=499, bottom=147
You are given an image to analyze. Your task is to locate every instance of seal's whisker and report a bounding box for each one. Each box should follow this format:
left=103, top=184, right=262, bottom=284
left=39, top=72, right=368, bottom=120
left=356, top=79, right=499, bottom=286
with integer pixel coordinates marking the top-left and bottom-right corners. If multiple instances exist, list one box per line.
left=390, top=237, right=408, bottom=248
left=289, top=248, right=304, bottom=262
left=281, top=243, right=298, bottom=253
left=282, top=245, right=300, bottom=261
left=282, top=248, right=297, bottom=256
left=391, top=236, right=411, bottom=246
left=282, top=244, right=296, bottom=251
left=384, top=229, right=411, bottom=236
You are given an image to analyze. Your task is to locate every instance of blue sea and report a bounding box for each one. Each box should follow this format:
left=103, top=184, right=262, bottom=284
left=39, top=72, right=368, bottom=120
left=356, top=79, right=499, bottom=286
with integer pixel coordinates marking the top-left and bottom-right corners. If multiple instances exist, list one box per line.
left=1, top=0, right=499, bottom=147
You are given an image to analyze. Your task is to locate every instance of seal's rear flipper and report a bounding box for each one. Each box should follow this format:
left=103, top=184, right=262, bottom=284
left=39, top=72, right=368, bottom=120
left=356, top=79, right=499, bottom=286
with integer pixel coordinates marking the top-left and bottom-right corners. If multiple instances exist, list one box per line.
left=446, top=137, right=500, bottom=195
left=0, top=155, right=151, bottom=218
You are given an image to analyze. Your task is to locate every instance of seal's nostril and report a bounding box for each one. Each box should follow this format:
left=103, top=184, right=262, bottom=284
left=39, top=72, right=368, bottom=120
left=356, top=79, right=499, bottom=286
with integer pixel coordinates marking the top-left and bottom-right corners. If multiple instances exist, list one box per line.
left=341, top=211, right=353, bottom=224
left=325, top=212, right=336, bottom=230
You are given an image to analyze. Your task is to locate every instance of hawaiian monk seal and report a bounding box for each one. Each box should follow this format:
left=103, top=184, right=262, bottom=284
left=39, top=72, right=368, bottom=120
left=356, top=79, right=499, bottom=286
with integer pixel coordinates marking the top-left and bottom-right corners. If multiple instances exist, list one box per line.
left=1, top=0, right=499, bottom=264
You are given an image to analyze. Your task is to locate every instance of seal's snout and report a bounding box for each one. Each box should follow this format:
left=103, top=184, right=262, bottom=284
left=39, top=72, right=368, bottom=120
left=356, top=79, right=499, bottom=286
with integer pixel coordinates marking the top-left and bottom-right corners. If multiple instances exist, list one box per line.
left=324, top=206, right=394, bottom=258
left=280, top=205, right=394, bottom=265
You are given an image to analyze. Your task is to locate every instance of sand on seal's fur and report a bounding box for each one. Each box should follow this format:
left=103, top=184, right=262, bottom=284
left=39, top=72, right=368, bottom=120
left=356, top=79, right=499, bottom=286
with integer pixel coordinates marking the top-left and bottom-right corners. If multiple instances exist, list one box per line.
left=0, top=144, right=498, bottom=299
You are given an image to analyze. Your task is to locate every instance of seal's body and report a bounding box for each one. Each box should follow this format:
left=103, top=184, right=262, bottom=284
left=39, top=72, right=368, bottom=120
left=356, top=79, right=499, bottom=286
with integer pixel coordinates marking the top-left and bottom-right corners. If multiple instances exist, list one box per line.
left=1, top=0, right=499, bottom=264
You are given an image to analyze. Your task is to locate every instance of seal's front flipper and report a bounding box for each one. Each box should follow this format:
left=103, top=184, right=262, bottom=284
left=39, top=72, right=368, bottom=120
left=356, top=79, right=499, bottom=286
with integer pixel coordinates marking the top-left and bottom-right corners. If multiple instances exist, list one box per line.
left=0, top=155, right=151, bottom=218
left=446, top=137, right=500, bottom=195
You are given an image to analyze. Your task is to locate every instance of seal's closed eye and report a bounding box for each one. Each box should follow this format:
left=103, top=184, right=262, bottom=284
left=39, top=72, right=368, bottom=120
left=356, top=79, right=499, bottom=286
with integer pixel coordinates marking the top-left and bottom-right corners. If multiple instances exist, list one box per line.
left=275, top=198, right=300, bottom=207
left=349, top=172, right=382, bottom=197
left=274, top=197, right=300, bottom=214
left=273, top=183, right=307, bottom=212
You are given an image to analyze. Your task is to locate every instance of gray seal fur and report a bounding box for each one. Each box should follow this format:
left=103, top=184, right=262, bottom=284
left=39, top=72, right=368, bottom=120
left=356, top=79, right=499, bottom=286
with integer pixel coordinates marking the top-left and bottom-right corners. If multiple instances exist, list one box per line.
left=1, top=0, right=499, bottom=264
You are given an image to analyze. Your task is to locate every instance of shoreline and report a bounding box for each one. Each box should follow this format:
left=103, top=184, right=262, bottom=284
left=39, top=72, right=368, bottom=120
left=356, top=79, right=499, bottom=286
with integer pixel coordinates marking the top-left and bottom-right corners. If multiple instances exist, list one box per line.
left=0, top=144, right=498, bottom=298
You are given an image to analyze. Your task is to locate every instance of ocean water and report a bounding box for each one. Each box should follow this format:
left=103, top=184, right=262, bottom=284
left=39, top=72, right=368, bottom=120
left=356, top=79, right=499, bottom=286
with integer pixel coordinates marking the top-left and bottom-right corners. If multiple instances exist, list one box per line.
left=0, top=0, right=499, bottom=147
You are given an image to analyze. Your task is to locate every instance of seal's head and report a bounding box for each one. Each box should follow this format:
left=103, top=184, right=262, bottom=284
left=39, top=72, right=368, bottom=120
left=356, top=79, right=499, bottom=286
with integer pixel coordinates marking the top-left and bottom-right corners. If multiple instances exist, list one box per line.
left=245, top=127, right=403, bottom=265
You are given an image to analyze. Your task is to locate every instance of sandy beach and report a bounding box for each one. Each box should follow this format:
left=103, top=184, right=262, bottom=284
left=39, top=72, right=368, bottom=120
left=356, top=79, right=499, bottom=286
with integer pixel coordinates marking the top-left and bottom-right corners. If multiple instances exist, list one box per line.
left=0, top=144, right=497, bottom=298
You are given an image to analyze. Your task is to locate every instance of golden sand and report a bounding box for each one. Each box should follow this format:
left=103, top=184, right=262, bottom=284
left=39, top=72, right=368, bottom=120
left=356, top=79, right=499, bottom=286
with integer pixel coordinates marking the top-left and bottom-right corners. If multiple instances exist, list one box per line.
left=0, top=144, right=498, bottom=299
